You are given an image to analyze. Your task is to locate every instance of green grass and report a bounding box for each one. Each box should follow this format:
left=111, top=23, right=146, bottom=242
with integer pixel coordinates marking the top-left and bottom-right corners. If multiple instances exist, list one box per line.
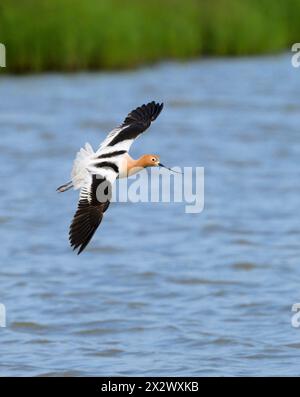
left=0, top=0, right=299, bottom=72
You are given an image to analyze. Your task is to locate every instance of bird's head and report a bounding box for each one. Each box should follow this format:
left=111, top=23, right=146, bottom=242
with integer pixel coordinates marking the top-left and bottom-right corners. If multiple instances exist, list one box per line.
left=140, top=154, right=160, bottom=168
left=139, top=154, right=182, bottom=174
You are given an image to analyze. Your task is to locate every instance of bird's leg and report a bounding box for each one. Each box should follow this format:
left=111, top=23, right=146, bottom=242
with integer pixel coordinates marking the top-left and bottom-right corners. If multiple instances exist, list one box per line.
left=56, top=181, right=73, bottom=193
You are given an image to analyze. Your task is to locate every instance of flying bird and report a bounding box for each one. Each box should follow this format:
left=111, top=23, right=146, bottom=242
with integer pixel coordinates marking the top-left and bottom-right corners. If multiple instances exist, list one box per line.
left=57, top=101, right=175, bottom=254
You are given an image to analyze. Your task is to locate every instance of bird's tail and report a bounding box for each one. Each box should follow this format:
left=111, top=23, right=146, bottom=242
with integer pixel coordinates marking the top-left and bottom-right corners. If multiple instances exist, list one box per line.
left=56, top=181, right=73, bottom=193
left=71, top=142, right=95, bottom=189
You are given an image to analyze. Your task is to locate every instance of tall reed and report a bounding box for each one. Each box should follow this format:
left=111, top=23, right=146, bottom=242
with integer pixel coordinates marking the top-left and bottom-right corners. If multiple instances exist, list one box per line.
left=0, top=0, right=299, bottom=72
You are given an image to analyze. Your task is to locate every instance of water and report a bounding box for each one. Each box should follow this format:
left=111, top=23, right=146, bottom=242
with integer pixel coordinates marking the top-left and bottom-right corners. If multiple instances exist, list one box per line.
left=0, top=54, right=300, bottom=376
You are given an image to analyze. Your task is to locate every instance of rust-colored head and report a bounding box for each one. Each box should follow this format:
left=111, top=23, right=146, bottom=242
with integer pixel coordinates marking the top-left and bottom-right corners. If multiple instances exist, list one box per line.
left=138, top=154, right=160, bottom=168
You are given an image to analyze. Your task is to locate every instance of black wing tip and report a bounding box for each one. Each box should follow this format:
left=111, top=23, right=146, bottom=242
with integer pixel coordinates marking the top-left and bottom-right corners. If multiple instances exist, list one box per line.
left=68, top=212, right=94, bottom=255
left=69, top=226, right=92, bottom=254
left=77, top=245, right=85, bottom=255
left=145, top=101, right=164, bottom=119
left=70, top=237, right=90, bottom=255
left=147, top=100, right=164, bottom=107
left=123, top=101, right=164, bottom=126
left=69, top=241, right=83, bottom=254
left=151, top=101, right=163, bottom=121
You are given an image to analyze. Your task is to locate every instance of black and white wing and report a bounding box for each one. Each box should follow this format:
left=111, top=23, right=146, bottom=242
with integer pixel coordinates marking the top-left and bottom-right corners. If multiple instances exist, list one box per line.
left=68, top=101, right=163, bottom=254
left=97, top=101, right=164, bottom=153
left=69, top=172, right=115, bottom=254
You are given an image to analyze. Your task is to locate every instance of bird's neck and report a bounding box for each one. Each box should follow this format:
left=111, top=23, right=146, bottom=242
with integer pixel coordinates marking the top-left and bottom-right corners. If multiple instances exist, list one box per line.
left=120, top=154, right=145, bottom=177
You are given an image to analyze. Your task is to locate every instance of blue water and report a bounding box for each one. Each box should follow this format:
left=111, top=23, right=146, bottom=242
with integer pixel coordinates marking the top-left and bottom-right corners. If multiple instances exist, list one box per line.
left=0, top=54, right=300, bottom=376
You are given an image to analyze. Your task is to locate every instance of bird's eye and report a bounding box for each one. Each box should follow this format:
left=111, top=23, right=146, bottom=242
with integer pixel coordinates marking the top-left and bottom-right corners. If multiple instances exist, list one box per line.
left=152, top=158, right=156, bottom=162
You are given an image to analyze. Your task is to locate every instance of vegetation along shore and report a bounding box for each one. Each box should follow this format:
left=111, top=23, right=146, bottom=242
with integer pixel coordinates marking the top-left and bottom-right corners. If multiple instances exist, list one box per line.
left=0, top=0, right=299, bottom=73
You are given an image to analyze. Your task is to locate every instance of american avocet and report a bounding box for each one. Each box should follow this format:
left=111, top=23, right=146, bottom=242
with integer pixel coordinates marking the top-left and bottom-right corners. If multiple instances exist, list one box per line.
left=58, top=101, right=175, bottom=254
